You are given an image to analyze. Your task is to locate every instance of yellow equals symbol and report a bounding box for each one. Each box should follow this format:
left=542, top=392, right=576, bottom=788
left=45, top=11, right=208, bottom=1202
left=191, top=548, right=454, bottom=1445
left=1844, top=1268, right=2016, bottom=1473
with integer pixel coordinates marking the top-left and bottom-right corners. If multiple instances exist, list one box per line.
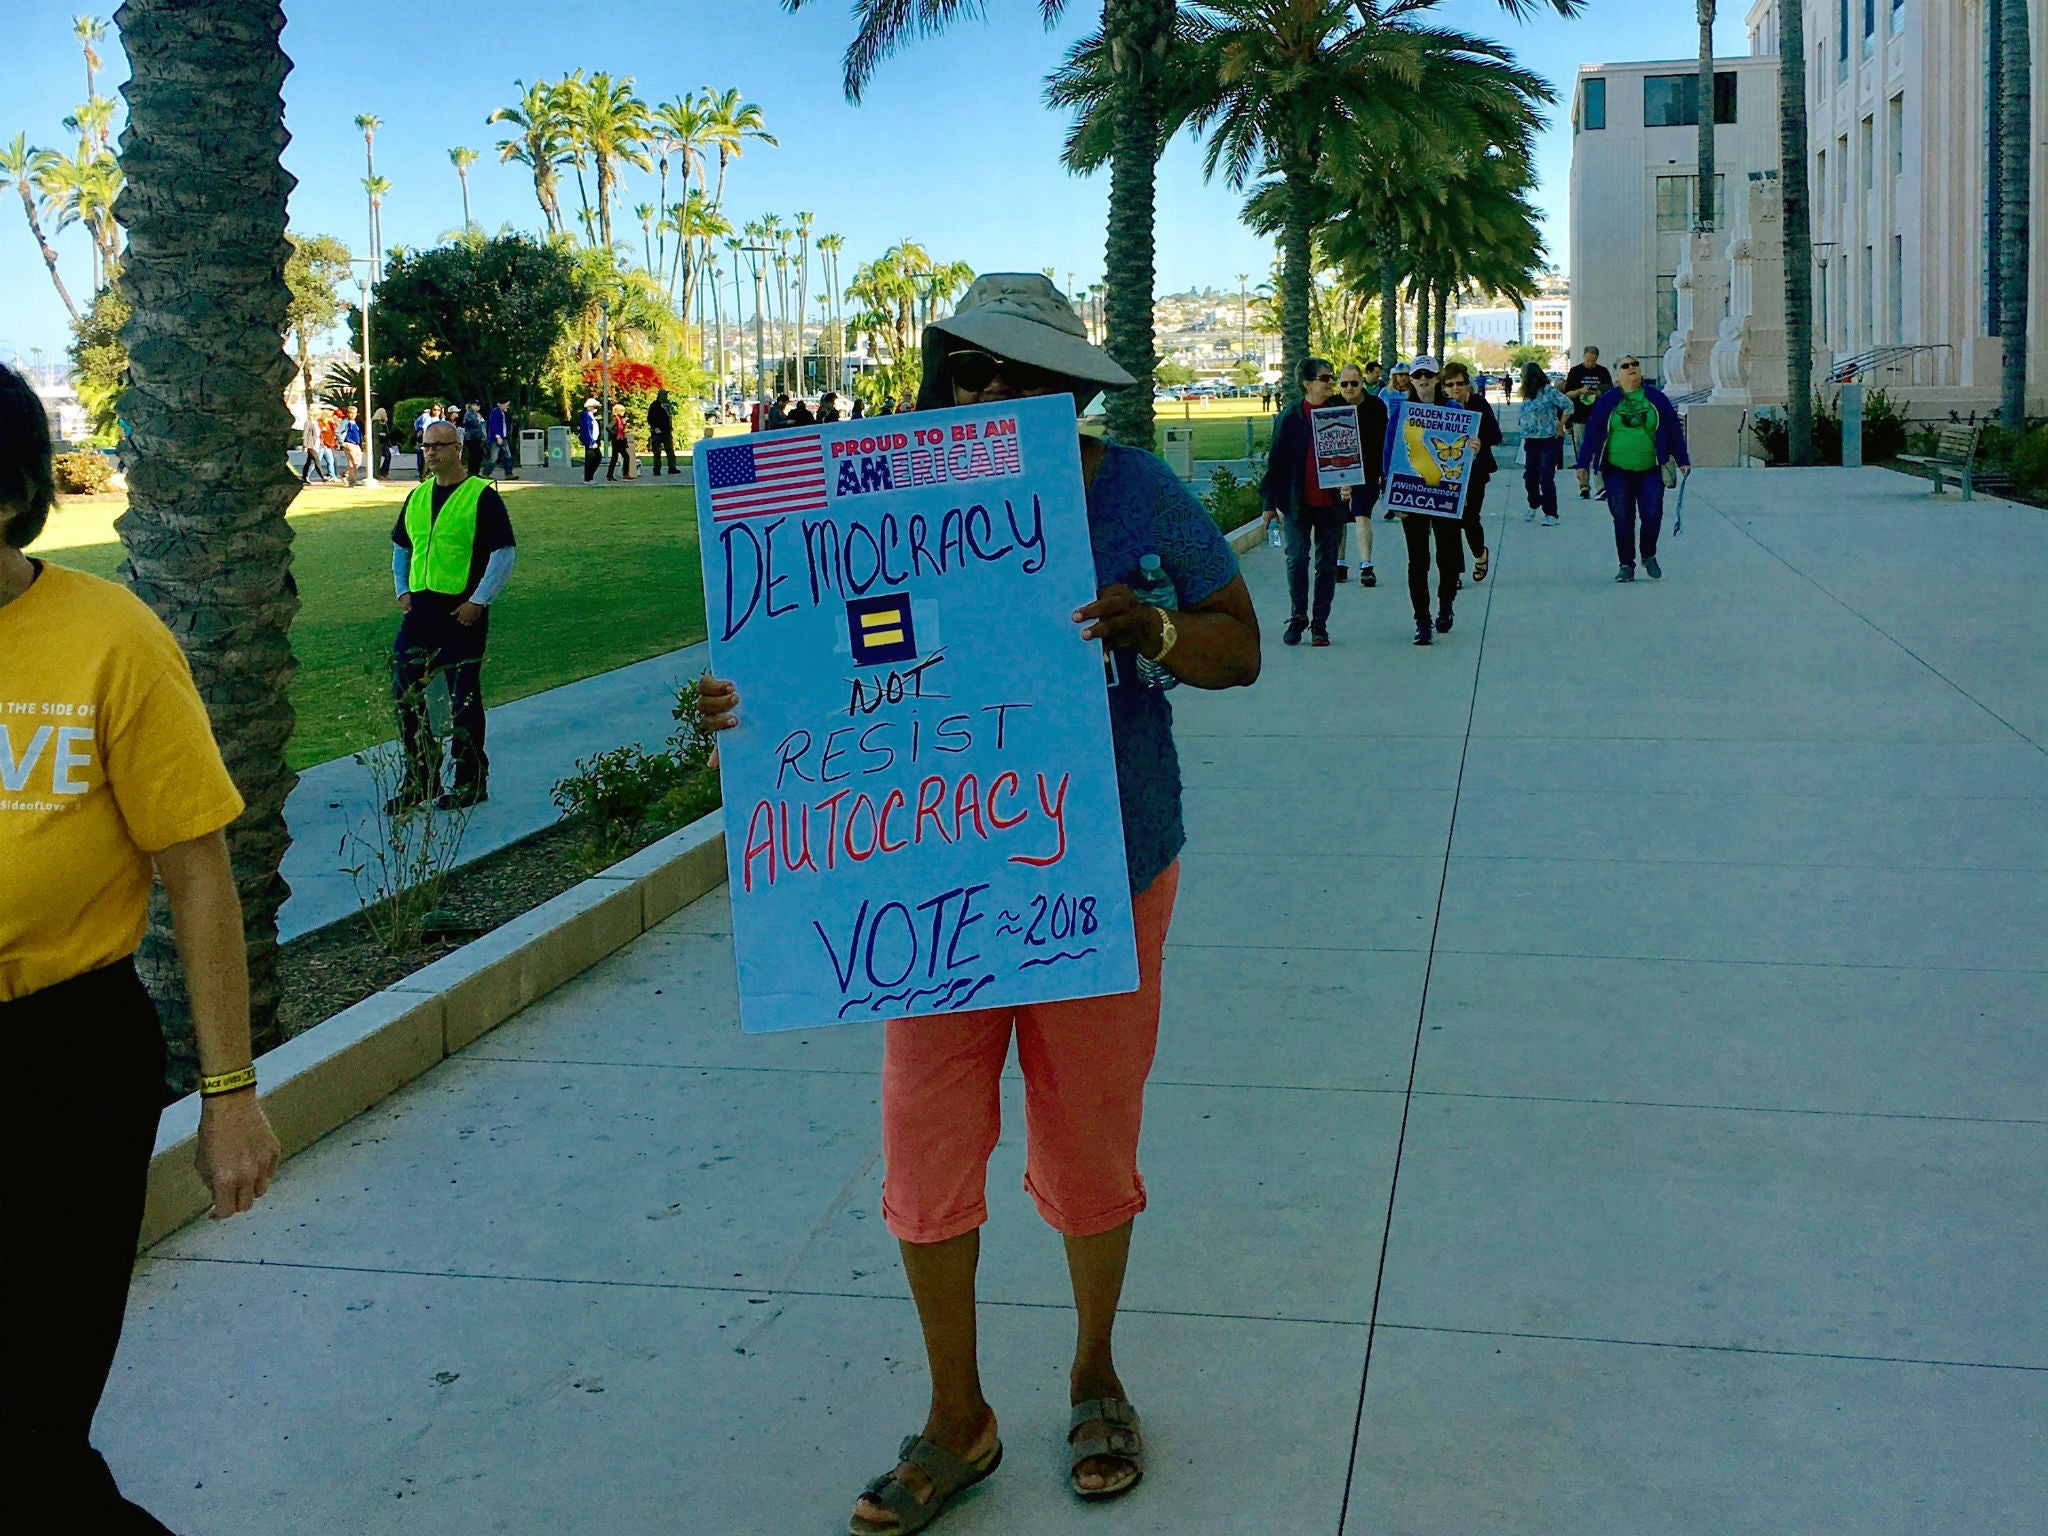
left=860, top=610, right=906, bottom=645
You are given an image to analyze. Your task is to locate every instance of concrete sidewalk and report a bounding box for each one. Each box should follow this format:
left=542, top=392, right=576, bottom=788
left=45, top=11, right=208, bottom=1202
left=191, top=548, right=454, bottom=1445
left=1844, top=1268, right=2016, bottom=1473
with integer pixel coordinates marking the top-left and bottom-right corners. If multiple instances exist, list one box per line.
left=107, top=467, right=2044, bottom=1533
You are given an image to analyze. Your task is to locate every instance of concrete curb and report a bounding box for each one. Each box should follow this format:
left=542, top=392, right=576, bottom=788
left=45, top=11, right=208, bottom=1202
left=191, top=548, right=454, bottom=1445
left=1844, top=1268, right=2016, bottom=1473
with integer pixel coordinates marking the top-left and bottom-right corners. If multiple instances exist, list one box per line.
left=139, top=812, right=729, bottom=1249
left=1226, top=517, right=1268, bottom=555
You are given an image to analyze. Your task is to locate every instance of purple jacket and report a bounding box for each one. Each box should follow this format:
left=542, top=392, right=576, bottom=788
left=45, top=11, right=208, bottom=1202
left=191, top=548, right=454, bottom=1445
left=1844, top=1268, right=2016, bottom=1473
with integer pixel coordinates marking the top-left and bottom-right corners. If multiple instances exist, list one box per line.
left=1576, top=385, right=1690, bottom=471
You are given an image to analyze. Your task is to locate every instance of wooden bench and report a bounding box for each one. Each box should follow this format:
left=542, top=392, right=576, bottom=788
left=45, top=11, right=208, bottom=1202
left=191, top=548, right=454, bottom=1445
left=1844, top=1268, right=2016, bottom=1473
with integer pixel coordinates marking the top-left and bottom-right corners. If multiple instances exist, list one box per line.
left=1896, top=421, right=2010, bottom=500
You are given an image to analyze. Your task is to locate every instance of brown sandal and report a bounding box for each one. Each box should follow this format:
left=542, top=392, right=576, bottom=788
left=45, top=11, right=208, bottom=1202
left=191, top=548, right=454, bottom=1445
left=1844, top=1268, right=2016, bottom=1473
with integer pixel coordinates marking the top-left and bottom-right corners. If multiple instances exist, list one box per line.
left=1068, top=1396, right=1144, bottom=1500
left=849, top=1431, right=1003, bottom=1535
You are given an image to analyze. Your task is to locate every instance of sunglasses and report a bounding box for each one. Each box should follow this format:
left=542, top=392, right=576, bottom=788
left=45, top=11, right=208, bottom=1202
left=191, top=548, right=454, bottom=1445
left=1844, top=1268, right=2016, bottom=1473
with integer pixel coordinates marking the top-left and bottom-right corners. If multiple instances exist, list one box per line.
left=1338, top=379, right=1363, bottom=388
left=948, top=349, right=1061, bottom=393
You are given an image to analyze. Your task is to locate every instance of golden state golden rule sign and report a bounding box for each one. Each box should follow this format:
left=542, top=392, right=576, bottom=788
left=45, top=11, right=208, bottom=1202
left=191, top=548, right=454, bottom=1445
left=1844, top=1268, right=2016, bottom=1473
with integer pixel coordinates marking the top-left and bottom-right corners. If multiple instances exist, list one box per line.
left=695, top=395, right=1138, bottom=1033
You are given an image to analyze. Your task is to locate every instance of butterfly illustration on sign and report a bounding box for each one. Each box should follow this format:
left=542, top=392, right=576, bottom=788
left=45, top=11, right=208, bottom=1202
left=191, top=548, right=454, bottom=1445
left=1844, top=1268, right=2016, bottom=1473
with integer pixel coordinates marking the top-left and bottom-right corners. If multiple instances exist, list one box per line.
left=1401, top=422, right=1470, bottom=488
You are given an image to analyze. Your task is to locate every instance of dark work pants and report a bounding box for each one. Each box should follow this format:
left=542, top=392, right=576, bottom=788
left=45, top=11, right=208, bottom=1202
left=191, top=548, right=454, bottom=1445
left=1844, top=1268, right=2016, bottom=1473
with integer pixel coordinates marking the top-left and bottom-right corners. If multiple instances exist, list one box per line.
left=607, top=440, right=631, bottom=480
left=1605, top=466, right=1665, bottom=566
left=393, top=600, right=490, bottom=795
left=1523, top=436, right=1563, bottom=515
left=1284, top=509, right=1347, bottom=627
left=0, top=960, right=178, bottom=1534
left=1401, top=512, right=1464, bottom=622
left=1461, top=471, right=1490, bottom=558
left=464, top=438, right=485, bottom=478
left=648, top=429, right=678, bottom=474
left=582, top=445, right=601, bottom=482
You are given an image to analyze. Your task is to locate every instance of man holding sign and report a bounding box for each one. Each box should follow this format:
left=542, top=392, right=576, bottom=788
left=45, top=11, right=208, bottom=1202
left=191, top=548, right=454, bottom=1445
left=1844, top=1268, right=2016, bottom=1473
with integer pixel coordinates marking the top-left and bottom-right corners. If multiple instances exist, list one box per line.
left=696, top=274, right=1261, bottom=1531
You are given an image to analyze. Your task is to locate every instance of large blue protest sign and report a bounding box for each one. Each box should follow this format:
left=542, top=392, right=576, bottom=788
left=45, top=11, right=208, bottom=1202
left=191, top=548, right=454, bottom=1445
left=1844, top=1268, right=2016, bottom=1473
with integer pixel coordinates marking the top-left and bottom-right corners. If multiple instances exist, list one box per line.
left=695, top=394, right=1138, bottom=1034
left=1385, top=401, right=1480, bottom=519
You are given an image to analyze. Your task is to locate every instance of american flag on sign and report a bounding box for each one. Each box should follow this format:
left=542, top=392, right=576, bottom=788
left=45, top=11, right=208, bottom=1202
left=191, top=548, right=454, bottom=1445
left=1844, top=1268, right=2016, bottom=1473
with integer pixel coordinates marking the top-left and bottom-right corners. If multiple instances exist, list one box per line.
left=704, top=436, right=828, bottom=522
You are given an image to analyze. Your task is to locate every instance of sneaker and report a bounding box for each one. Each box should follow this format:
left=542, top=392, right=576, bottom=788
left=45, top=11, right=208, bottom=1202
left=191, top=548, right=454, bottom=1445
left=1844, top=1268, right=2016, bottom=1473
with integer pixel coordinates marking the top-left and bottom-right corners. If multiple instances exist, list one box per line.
left=1579, top=484, right=1590, bottom=500
left=1413, top=619, right=1433, bottom=646
left=1336, top=563, right=1350, bottom=584
left=1361, top=565, right=1376, bottom=588
left=1643, top=555, right=1662, bottom=579
left=1435, top=608, right=1454, bottom=633
left=1542, top=514, right=1559, bottom=526
left=1283, top=617, right=1308, bottom=646
left=1615, top=564, right=1635, bottom=583
left=1310, top=627, right=1331, bottom=647
left=1524, top=507, right=1537, bottom=521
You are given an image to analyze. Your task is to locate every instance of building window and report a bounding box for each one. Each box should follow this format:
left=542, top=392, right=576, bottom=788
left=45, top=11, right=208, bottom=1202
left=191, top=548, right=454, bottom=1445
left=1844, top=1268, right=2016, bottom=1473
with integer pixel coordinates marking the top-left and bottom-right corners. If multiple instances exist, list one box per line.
left=1861, top=117, right=1874, bottom=189
left=1838, top=0, right=1850, bottom=80
left=1657, top=275, right=1679, bottom=348
left=1888, top=95, right=1903, bottom=176
left=1888, top=234, right=1903, bottom=341
left=1863, top=0, right=1876, bottom=56
left=1654, top=173, right=1728, bottom=232
left=1642, top=72, right=1739, bottom=128
left=1860, top=244, right=1874, bottom=342
left=1816, top=148, right=1828, bottom=233
left=1891, top=0, right=1904, bottom=34
left=1579, top=77, right=1605, bottom=131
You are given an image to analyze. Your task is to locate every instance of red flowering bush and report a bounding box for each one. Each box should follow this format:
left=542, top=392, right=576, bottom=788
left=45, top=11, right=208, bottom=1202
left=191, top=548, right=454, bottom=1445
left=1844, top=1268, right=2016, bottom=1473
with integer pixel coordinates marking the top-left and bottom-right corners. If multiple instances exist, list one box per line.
left=581, top=359, right=664, bottom=395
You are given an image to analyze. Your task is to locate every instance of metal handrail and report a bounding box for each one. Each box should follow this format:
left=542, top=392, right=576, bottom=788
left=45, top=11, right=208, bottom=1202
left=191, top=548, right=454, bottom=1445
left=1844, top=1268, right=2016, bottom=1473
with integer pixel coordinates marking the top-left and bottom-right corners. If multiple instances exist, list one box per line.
left=1827, top=343, right=1954, bottom=384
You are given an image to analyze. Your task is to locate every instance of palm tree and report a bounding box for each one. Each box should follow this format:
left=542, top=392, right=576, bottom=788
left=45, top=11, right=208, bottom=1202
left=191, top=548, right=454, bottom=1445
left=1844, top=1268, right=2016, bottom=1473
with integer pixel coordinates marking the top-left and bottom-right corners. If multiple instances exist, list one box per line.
left=668, top=189, right=730, bottom=313
left=1695, top=0, right=1716, bottom=232
left=450, top=145, right=478, bottom=231
left=794, top=211, right=815, bottom=391
left=75, top=14, right=113, bottom=153
left=284, top=231, right=352, bottom=416
left=570, top=72, right=651, bottom=253
left=650, top=94, right=711, bottom=293
left=488, top=79, right=571, bottom=238
left=636, top=200, right=657, bottom=273
left=818, top=231, right=846, bottom=389
left=353, top=113, right=382, bottom=269
left=362, top=173, right=390, bottom=265
left=0, top=135, right=80, bottom=322
left=115, top=0, right=303, bottom=1066
left=1776, top=0, right=1814, bottom=462
left=700, top=86, right=776, bottom=214
left=1996, top=0, right=2031, bottom=428
left=65, top=96, right=118, bottom=162
left=42, top=147, right=125, bottom=292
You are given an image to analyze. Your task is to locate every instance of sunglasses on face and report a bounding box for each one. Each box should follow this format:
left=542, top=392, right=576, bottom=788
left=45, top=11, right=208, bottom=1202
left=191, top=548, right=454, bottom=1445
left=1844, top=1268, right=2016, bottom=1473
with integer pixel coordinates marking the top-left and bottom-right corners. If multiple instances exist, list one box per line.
left=1310, top=373, right=1335, bottom=383
left=1338, top=379, right=1363, bottom=389
left=948, top=349, right=1060, bottom=393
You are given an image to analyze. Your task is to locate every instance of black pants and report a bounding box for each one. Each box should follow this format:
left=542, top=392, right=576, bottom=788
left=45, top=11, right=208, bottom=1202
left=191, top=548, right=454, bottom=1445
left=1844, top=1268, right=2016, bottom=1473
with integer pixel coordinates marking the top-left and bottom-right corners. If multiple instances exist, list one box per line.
left=583, top=444, right=601, bottom=482
left=393, top=600, right=490, bottom=795
left=464, top=437, right=485, bottom=478
left=647, top=428, right=678, bottom=474
left=1522, top=437, right=1563, bottom=515
left=1461, top=471, right=1490, bottom=559
left=607, top=439, right=631, bottom=480
left=1401, top=512, right=1465, bottom=622
left=0, top=959, right=178, bottom=1534
left=1283, top=509, right=1348, bottom=627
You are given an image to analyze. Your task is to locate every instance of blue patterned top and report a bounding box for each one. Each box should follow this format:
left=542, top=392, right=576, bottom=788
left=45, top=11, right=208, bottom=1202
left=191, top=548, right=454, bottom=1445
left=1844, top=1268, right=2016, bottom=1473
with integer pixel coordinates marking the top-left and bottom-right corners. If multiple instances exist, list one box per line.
left=1517, top=385, right=1575, bottom=440
left=1086, top=442, right=1241, bottom=894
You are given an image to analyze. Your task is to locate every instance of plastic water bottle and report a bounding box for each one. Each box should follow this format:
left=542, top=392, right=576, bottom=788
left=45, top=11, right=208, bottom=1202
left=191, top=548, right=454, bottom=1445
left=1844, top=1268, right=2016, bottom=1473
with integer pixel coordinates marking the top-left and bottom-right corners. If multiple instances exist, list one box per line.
left=1265, top=517, right=1283, bottom=548
left=1132, top=554, right=1180, bottom=690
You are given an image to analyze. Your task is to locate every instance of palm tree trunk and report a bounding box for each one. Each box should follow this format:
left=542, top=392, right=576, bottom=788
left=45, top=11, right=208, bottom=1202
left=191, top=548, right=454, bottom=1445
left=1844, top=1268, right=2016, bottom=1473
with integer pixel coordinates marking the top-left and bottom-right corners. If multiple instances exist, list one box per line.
left=1997, top=0, right=2031, bottom=428
left=459, top=171, right=471, bottom=233
left=1696, top=1, right=1717, bottom=231
left=16, top=183, right=82, bottom=324
left=1433, top=285, right=1450, bottom=368
left=1279, top=165, right=1315, bottom=408
left=1777, top=0, right=1815, bottom=462
left=113, top=0, right=301, bottom=1082
left=1378, top=245, right=1398, bottom=374
left=1100, top=0, right=1174, bottom=448
left=655, top=155, right=669, bottom=276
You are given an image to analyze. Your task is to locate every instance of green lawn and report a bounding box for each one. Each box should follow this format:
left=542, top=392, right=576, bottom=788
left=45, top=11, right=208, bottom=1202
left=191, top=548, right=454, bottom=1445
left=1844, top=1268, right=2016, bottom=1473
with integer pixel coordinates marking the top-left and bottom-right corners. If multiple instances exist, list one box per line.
left=35, top=482, right=707, bottom=770
left=1133, top=400, right=1279, bottom=460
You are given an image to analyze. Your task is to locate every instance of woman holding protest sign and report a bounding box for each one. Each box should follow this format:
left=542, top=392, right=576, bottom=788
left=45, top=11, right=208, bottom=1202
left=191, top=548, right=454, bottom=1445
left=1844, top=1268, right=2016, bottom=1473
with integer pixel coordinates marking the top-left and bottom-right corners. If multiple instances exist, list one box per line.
left=1386, top=356, right=1466, bottom=644
left=698, top=273, right=1260, bottom=1534
left=1438, top=362, right=1501, bottom=581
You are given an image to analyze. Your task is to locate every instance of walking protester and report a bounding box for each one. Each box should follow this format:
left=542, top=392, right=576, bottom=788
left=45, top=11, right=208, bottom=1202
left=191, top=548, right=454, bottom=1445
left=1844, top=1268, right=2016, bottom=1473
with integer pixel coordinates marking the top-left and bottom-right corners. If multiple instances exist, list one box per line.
left=317, top=408, right=339, bottom=482
left=578, top=396, right=603, bottom=483
left=487, top=399, right=517, bottom=479
left=645, top=389, right=679, bottom=475
left=300, top=410, right=330, bottom=483
left=1385, top=355, right=1466, bottom=645
left=372, top=405, right=391, bottom=478
left=1437, top=362, right=1500, bottom=581
left=1335, top=362, right=1388, bottom=590
left=0, top=363, right=282, bottom=1534
left=413, top=403, right=437, bottom=479
left=389, top=420, right=517, bottom=810
left=1260, top=355, right=1350, bottom=647
left=460, top=404, right=487, bottom=479
left=1562, top=346, right=1614, bottom=500
left=1576, top=356, right=1689, bottom=582
left=1515, top=362, right=1574, bottom=524
left=606, top=403, right=633, bottom=481
left=1378, top=362, right=1410, bottom=408
left=339, top=405, right=365, bottom=488
left=697, top=273, right=1262, bottom=1534
left=787, top=396, right=817, bottom=428
left=817, top=391, right=843, bottom=423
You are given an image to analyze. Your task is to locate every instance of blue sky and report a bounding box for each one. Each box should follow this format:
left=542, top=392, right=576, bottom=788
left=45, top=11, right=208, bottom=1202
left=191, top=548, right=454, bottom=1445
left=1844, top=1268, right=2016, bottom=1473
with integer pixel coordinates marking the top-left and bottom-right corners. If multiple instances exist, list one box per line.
left=1, top=0, right=1754, bottom=364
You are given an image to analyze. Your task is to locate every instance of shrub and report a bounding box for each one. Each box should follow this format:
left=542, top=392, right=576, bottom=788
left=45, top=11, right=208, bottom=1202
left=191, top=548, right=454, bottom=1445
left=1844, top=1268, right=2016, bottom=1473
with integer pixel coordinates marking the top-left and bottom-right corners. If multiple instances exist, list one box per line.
left=1861, top=387, right=1908, bottom=461
left=2011, top=425, right=2048, bottom=503
left=1202, top=466, right=1264, bottom=537
left=53, top=450, right=114, bottom=495
left=550, top=682, right=723, bottom=867
left=390, top=397, right=439, bottom=448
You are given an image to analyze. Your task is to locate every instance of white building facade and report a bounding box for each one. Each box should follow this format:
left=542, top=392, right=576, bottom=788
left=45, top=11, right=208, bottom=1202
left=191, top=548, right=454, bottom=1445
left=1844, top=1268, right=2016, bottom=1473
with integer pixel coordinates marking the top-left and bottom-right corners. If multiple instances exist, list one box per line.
left=1568, top=54, right=1784, bottom=374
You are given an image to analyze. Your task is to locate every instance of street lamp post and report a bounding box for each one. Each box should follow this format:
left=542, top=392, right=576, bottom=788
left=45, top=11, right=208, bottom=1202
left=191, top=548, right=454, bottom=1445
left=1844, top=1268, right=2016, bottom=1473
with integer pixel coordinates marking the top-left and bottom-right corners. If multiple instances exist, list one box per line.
left=739, top=242, right=775, bottom=419
left=348, top=257, right=378, bottom=489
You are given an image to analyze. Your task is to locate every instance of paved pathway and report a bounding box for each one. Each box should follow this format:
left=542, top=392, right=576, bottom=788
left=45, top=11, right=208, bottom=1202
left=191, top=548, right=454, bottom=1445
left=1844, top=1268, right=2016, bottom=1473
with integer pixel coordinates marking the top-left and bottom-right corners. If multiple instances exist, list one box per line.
left=109, top=468, right=2044, bottom=1532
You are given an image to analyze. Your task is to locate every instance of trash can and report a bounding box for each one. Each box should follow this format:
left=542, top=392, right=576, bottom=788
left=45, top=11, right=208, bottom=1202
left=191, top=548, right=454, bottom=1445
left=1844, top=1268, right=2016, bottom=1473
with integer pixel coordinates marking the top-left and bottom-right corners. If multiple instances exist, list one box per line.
left=520, top=429, right=546, bottom=469
left=545, top=425, right=570, bottom=468
left=1162, top=425, right=1195, bottom=480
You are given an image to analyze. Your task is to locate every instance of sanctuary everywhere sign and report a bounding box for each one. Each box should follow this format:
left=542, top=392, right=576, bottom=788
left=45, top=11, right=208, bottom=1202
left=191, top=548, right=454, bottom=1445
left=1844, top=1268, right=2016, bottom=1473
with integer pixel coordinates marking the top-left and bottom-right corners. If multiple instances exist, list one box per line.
left=695, top=394, right=1138, bottom=1034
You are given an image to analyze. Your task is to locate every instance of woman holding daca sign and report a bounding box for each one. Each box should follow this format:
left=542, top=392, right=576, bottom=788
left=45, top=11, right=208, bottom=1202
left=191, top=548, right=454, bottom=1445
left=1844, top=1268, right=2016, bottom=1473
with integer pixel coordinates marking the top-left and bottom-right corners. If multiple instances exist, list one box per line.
left=1438, top=362, right=1502, bottom=581
left=1385, top=357, right=1468, bottom=645
left=697, top=274, right=1260, bottom=1534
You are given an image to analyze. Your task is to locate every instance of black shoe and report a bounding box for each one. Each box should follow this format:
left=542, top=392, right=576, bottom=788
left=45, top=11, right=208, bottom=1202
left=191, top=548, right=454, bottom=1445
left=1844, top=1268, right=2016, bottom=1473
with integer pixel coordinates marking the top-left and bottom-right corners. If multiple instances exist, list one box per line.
left=1579, top=484, right=1590, bottom=500
left=436, top=783, right=489, bottom=811
left=1383, top=509, right=1398, bottom=521
left=1336, top=563, right=1349, bottom=584
left=1435, top=608, right=1454, bottom=633
left=1643, top=555, right=1662, bottom=579
left=1456, top=574, right=1465, bottom=590
left=1413, top=619, right=1433, bottom=646
left=1360, top=566, right=1376, bottom=588
left=1615, top=564, right=1635, bottom=582
left=384, top=788, right=429, bottom=817
left=1283, top=617, right=1308, bottom=646
left=1310, top=627, right=1331, bottom=647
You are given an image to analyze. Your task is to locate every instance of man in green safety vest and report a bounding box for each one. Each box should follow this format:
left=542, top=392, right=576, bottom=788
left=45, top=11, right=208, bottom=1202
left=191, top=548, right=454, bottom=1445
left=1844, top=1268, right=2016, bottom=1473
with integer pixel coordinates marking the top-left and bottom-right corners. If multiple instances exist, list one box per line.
left=389, top=420, right=518, bottom=813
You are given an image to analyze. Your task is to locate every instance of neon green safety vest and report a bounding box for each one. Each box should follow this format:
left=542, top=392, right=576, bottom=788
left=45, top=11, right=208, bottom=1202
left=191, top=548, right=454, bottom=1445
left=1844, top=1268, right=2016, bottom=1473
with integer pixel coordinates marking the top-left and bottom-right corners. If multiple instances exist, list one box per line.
left=402, top=475, right=487, bottom=595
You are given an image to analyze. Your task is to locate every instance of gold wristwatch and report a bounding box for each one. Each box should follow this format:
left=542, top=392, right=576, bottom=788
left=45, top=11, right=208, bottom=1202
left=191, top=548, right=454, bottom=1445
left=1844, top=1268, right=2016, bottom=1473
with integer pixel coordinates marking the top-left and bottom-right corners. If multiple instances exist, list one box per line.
left=1147, top=607, right=1178, bottom=665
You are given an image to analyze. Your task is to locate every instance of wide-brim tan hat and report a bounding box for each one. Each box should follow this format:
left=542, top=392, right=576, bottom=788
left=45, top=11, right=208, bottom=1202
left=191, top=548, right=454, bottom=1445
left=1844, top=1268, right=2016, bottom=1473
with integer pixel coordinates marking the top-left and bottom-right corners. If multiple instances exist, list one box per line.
left=922, top=273, right=1135, bottom=402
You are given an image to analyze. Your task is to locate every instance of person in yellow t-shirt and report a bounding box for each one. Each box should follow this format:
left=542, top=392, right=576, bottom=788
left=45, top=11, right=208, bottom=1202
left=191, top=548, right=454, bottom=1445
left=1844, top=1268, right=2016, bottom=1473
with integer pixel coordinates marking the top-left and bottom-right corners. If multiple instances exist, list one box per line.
left=0, top=363, right=280, bottom=1531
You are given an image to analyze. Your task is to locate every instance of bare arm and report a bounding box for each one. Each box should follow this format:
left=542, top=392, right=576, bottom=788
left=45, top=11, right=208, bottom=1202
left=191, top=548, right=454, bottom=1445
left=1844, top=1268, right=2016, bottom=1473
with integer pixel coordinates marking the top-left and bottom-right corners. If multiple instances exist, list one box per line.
left=1077, top=573, right=1262, bottom=691
left=154, top=830, right=280, bottom=1219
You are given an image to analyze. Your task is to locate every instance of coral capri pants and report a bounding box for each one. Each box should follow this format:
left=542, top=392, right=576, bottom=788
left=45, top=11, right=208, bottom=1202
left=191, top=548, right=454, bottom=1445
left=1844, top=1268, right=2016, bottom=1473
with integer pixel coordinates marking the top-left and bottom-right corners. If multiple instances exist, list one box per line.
left=881, top=862, right=1180, bottom=1245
